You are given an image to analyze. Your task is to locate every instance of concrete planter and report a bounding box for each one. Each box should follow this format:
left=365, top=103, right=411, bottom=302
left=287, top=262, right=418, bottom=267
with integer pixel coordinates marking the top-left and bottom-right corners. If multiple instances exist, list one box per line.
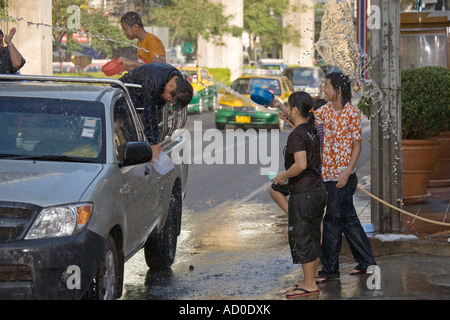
left=402, top=139, right=440, bottom=204
left=429, top=131, right=450, bottom=187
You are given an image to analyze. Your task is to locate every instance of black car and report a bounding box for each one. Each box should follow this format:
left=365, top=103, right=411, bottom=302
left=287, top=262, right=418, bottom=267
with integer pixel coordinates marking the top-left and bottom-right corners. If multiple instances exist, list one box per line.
left=282, top=66, right=325, bottom=99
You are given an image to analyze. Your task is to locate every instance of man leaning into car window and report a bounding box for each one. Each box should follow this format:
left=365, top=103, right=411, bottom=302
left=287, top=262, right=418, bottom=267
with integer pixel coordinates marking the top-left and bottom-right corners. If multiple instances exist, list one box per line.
left=119, top=63, right=193, bottom=159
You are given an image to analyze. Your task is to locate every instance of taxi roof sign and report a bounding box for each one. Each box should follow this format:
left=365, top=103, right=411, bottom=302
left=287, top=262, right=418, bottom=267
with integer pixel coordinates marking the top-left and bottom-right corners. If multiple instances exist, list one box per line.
left=243, top=69, right=282, bottom=75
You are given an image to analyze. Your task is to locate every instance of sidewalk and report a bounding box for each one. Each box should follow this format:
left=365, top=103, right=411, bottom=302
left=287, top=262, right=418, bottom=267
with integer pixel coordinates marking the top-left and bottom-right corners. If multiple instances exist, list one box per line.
left=315, top=184, right=450, bottom=300
left=355, top=182, right=450, bottom=244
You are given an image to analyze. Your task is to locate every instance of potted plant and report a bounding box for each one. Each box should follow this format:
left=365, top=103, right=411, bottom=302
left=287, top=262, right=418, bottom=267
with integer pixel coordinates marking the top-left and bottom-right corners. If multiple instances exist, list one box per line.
left=358, top=66, right=450, bottom=204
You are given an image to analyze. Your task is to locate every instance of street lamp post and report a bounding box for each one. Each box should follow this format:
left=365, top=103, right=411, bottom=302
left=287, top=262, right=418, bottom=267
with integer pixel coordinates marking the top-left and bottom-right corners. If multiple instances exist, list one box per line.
left=369, top=0, right=403, bottom=233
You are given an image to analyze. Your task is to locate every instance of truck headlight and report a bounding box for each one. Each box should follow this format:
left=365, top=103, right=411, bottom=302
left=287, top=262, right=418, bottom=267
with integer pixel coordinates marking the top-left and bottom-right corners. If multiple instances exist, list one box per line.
left=25, top=204, right=93, bottom=239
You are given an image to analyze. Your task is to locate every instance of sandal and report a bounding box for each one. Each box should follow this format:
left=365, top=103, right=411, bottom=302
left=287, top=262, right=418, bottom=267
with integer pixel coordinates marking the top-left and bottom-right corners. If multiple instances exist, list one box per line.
left=315, top=275, right=339, bottom=283
left=349, top=268, right=367, bottom=275
left=286, top=287, right=319, bottom=298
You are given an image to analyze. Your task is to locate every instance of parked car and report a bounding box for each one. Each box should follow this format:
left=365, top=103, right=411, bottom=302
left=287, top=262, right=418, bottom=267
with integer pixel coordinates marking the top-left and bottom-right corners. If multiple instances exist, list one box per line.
left=179, top=66, right=219, bottom=113
left=84, top=60, right=109, bottom=73
left=83, top=63, right=104, bottom=72
left=0, top=74, right=188, bottom=300
left=257, top=58, right=287, bottom=71
left=215, top=70, right=293, bottom=130
left=282, top=66, right=325, bottom=99
left=53, top=62, right=84, bottom=74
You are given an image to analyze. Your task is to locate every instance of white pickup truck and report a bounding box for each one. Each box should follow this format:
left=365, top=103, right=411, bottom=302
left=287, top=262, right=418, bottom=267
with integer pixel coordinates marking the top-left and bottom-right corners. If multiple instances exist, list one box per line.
left=0, top=75, right=188, bottom=299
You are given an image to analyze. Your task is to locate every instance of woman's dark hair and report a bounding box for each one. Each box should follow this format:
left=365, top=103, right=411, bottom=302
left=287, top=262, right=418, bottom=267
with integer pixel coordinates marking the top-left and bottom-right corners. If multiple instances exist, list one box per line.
left=313, top=98, right=327, bottom=110
left=172, top=77, right=194, bottom=109
left=121, top=11, right=144, bottom=28
left=0, top=30, right=3, bottom=37
left=325, top=72, right=352, bottom=106
left=288, top=91, right=315, bottom=131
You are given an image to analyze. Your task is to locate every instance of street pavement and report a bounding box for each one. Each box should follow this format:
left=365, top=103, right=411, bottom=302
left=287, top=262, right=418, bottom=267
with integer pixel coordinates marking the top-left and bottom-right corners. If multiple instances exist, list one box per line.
left=305, top=107, right=450, bottom=300
left=327, top=172, right=450, bottom=300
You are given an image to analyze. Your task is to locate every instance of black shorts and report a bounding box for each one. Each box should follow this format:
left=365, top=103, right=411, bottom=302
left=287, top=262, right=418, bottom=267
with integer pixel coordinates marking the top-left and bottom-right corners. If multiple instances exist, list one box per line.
left=271, top=182, right=289, bottom=197
left=288, top=184, right=327, bottom=264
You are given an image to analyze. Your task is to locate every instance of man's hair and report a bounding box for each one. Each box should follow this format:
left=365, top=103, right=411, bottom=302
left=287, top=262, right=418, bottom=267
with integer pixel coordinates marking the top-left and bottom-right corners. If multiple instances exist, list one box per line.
left=173, top=77, right=194, bottom=109
left=325, top=72, right=352, bottom=106
left=121, top=11, right=144, bottom=28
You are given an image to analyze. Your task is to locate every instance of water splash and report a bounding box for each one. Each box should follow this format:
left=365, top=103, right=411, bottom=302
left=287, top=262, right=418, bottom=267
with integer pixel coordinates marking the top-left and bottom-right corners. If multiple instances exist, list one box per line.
left=313, top=1, right=384, bottom=119
left=315, top=0, right=361, bottom=79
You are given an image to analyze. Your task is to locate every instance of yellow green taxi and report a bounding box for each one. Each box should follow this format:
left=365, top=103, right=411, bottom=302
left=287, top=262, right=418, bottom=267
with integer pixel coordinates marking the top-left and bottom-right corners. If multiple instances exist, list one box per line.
left=215, top=70, right=293, bottom=130
left=179, top=66, right=219, bottom=113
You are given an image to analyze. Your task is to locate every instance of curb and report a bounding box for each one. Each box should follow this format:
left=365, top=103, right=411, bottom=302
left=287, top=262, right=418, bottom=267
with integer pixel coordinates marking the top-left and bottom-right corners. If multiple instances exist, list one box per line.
left=340, top=236, right=450, bottom=257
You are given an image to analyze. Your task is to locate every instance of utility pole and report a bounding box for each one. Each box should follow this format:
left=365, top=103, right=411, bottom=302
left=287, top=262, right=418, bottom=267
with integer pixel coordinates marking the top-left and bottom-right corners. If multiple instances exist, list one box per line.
left=369, top=0, right=402, bottom=233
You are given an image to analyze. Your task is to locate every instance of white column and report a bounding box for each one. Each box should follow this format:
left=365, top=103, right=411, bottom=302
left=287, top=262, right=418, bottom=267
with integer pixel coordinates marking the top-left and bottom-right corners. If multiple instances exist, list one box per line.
left=197, top=0, right=243, bottom=81
left=282, top=0, right=315, bottom=66
left=6, top=0, right=52, bottom=75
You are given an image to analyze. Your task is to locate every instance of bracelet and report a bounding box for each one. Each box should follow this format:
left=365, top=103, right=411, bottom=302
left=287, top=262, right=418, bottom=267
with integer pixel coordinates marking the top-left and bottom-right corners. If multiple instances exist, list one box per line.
left=7, top=43, right=14, bottom=47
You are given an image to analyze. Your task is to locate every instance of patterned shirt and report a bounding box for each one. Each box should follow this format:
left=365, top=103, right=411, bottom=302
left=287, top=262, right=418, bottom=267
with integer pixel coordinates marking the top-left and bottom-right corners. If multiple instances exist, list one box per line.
left=314, top=102, right=362, bottom=181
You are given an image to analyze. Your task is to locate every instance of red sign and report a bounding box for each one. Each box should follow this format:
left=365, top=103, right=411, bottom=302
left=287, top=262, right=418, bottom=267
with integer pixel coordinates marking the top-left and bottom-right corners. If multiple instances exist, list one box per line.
left=61, top=32, right=88, bottom=43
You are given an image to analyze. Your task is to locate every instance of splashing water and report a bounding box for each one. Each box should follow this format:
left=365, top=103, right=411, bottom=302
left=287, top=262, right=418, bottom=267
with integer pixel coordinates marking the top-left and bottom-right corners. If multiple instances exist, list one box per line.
left=314, top=0, right=383, bottom=113
left=315, top=0, right=360, bottom=80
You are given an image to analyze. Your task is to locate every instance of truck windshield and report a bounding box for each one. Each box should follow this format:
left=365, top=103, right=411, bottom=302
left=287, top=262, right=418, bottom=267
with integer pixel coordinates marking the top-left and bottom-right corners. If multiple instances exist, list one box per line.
left=0, top=97, right=106, bottom=163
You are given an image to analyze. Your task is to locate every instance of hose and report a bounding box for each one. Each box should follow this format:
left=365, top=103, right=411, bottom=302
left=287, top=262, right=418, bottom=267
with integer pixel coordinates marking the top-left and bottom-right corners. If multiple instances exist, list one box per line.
left=356, top=185, right=450, bottom=227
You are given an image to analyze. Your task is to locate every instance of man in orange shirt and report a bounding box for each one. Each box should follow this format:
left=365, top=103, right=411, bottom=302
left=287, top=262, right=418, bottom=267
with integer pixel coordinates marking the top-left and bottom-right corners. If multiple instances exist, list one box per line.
left=119, top=11, right=166, bottom=71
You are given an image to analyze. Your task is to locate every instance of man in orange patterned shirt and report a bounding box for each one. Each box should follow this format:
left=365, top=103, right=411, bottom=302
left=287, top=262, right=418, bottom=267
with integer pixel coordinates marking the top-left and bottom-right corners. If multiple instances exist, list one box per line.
left=314, top=72, right=376, bottom=283
left=119, top=11, right=166, bottom=71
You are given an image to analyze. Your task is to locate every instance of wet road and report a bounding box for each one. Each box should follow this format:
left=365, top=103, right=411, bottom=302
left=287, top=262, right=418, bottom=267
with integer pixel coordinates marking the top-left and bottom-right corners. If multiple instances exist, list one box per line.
left=119, top=110, right=374, bottom=300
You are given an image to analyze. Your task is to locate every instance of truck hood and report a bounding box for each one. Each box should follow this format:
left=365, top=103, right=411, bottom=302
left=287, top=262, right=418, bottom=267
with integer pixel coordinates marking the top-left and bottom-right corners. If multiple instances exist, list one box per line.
left=0, top=160, right=103, bottom=207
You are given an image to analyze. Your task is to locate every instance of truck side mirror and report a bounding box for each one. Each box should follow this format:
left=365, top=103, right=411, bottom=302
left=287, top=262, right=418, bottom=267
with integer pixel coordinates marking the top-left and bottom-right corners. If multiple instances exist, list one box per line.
left=121, top=142, right=153, bottom=167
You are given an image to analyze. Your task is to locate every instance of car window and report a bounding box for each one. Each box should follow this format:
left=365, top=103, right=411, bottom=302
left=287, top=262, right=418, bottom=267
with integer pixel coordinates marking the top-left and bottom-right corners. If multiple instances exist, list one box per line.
left=0, top=97, right=105, bottom=162
left=113, top=97, right=139, bottom=163
left=184, top=70, right=198, bottom=83
left=284, top=78, right=294, bottom=92
left=285, top=68, right=322, bottom=86
left=231, top=78, right=281, bottom=95
left=201, top=70, right=210, bottom=81
left=250, top=78, right=281, bottom=95
left=231, top=78, right=251, bottom=94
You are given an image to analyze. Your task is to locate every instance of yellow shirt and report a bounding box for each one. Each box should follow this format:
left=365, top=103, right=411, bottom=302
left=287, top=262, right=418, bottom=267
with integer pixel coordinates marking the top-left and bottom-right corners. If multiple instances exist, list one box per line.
left=137, top=33, right=166, bottom=63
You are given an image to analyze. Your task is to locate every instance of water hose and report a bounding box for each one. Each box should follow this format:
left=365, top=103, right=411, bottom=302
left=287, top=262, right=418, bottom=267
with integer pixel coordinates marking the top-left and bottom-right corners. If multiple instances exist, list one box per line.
left=356, top=185, right=450, bottom=227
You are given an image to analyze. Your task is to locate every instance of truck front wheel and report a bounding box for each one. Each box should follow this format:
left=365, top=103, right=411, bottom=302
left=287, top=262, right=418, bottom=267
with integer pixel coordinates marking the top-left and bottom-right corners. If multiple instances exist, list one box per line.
left=144, top=187, right=181, bottom=269
left=84, top=234, right=120, bottom=300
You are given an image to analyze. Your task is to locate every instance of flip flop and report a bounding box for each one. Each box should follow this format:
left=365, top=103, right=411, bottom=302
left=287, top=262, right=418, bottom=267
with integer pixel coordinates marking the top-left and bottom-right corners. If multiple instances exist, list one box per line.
left=315, top=275, right=339, bottom=283
left=349, top=268, right=367, bottom=275
left=286, top=287, right=319, bottom=298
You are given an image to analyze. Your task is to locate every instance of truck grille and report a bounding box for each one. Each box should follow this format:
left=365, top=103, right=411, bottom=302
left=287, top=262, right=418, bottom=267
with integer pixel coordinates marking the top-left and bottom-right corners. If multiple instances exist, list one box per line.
left=0, top=202, right=40, bottom=242
left=0, top=265, right=32, bottom=282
